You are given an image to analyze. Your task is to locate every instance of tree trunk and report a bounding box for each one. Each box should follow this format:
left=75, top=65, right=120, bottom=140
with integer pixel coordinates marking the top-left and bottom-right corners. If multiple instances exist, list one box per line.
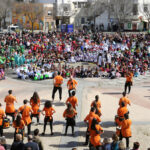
left=32, top=22, right=34, bottom=33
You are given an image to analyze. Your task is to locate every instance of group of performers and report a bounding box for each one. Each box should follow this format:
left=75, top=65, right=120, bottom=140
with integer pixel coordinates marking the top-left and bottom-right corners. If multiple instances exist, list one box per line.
left=0, top=70, right=133, bottom=149
left=0, top=72, right=78, bottom=141
left=114, top=70, right=133, bottom=149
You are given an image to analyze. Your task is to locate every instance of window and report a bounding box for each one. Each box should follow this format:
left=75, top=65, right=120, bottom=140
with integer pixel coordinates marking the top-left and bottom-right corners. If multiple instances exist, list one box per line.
left=133, top=4, right=138, bottom=15
left=48, top=11, right=52, bottom=16
left=81, top=18, right=85, bottom=24
left=144, top=4, right=148, bottom=12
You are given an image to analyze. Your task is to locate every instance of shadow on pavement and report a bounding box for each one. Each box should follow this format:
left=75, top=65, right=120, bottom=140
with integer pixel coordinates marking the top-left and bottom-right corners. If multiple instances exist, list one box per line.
left=50, top=141, right=84, bottom=148
left=101, top=130, right=115, bottom=138
left=101, top=121, right=116, bottom=128
left=102, top=92, right=122, bottom=95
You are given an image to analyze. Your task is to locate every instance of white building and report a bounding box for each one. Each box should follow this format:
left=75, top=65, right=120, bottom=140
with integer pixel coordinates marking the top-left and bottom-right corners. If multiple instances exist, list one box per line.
left=94, top=0, right=150, bottom=31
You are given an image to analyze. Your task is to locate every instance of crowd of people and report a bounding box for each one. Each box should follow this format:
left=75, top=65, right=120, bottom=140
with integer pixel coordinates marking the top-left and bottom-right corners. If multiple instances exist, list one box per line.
left=0, top=31, right=150, bottom=80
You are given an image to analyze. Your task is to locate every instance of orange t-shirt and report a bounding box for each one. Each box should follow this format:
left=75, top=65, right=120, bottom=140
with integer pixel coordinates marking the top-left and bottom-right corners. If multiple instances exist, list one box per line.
left=54, top=75, right=63, bottom=87
left=18, top=105, right=32, bottom=125
left=67, top=79, right=77, bottom=90
left=121, top=119, right=132, bottom=137
left=13, top=120, right=25, bottom=130
left=30, top=99, right=40, bottom=114
left=90, top=124, right=103, bottom=147
left=91, top=100, right=101, bottom=108
left=84, top=112, right=101, bottom=131
left=119, top=97, right=131, bottom=107
left=0, top=108, right=5, bottom=126
left=43, top=107, right=55, bottom=117
left=66, top=96, right=78, bottom=109
left=63, top=108, right=77, bottom=118
left=117, top=106, right=128, bottom=117
left=4, top=94, right=16, bottom=113
left=126, top=72, right=133, bottom=82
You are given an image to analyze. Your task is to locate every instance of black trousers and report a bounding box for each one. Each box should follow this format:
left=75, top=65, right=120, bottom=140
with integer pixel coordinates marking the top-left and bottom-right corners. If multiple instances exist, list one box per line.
left=0, top=126, right=3, bottom=136
left=52, top=86, right=62, bottom=100
left=6, top=113, right=15, bottom=122
left=43, top=117, right=53, bottom=134
left=31, top=114, right=39, bottom=123
left=119, top=132, right=130, bottom=148
left=124, top=82, right=132, bottom=94
left=27, top=123, right=31, bottom=135
left=85, top=127, right=89, bottom=144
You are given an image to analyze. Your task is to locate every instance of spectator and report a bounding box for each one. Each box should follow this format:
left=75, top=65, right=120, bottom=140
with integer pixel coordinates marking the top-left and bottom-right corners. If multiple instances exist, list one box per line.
left=25, top=135, right=39, bottom=150
left=111, top=134, right=119, bottom=150
left=0, top=137, right=7, bottom=150
left=33, top=129, right=43, bottom=150
left=118, top=141, right=126, bottom=150
left=11, top=134, right=25, bottom=150
left=102, top=138, right=111, bottom=150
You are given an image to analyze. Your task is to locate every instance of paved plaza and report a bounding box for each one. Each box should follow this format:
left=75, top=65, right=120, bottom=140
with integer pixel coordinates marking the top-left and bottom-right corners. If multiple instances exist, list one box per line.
left=0, top=71, right=150, bottom=150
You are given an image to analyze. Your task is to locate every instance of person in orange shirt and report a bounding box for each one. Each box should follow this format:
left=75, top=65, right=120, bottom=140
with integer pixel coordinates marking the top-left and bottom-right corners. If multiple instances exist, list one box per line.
left=115, top=101, right=129, bottom=127
left=4, top=90, right=17, bottom=122
left=84, top=107, right=101, bottom=146
left=124, top=70, right=133, bottom=94
left=89, top=118, right=103, bottom=150
left=120, top=114, right=132, bottom=149
left=13, top=114, right=25, bottom=141
left=119, top=92, right=131, bottom=107
left=18, top=100, right=32, bottom=135
left=67, top=76, right=78, bottom=97
left=66, top=91, right=78, bottom=109
left=52, top=72, right=63, bottom=101
left=63, top=103, right=77, bottom=136
left=42, top=101, right=56, bottom=135
left=0, top=103, right=5, bottom=136
left=91, top=95, right=101, bottom=108
left=92, top=102, right=102, bottom=117
left=30, top=92, right=40, bottom=125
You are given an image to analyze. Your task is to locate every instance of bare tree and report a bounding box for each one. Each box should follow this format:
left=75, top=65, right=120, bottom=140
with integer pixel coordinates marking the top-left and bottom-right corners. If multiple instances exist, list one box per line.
left=111, top=0, right=132, bottom=31
left=0, top=0, right=14, bottom=29
left=14, top=2, right=43, bottom=33
left=23, top=3, right=43, bottom=33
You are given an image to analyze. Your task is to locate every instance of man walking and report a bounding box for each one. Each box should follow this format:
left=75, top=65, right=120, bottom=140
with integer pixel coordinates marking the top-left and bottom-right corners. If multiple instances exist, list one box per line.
left=52, top=72, right=63, bottom=101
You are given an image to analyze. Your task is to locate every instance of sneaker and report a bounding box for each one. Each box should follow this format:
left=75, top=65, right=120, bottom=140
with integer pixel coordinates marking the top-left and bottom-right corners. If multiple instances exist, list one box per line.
left=51, top=132, right=54, bottom=135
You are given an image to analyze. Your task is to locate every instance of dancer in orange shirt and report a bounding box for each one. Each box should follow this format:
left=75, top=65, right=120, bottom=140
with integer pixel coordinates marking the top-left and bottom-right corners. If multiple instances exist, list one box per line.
left=84, top=107, right=101, bottom=145
left=119, top=92, right=131, bottom=107
left=13, top=114, right=25, bottom=141
left=0, top=103, right=5, bottom=136
left=30, top=92, right=41, bottom=125
left=66, top=91, right=78, bottom=109
left=124, top=70, right=133, bottom=94
left=63, top=103, right=77, bottom=136
left=42, top=101, right=56, bottom=135
left=120, top=114, right=132, bottom=149
left=52, top=72, right=63, bottom=101
left=115, top=102, right=129, bottom=127
left=91, top=95, right=101, bottom=108
left=67, top=76, right=78, bottom=97
left=4, top=90, right=17, bottom=122
left=90, top=118, right=103, bottom=150
left=18, top=100, right=32, bottom=135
